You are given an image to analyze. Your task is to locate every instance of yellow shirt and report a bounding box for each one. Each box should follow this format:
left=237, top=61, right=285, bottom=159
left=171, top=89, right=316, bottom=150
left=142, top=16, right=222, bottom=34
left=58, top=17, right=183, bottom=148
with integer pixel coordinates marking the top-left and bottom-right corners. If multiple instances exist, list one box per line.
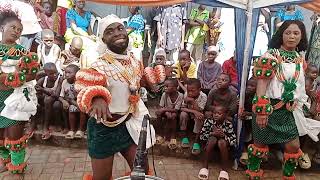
left=57, top=0, right=73, bottom=9
left=175, top=62, right=197, bottom=79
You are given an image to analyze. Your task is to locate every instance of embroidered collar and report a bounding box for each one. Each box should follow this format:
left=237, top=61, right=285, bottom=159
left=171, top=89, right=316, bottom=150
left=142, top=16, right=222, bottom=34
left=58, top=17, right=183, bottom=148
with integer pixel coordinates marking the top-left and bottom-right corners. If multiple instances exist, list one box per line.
left=104, top=48, right=131, bottom=61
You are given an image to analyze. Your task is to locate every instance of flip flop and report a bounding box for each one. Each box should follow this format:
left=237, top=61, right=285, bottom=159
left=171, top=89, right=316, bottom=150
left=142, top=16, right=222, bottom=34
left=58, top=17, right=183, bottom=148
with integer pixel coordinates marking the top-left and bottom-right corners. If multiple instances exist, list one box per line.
left=65, top=131, right=75, bottom=139
left=240, top=152, right=248, bottom=165
left=218, top=170, right=229, bottom=180
left=191, top=143, right=201, bottom=155
left=156, top=136, right=165, bottom=145
left=75, top=130, right=84, bottom=139
left=198, top=168, right=209, bottom=180
left=41, top=131, right=51, bottom=140
left=181, top=137, right=190, bottom=148
left=168, top=139, right=177, bottom=150
left=299, top=153, right=311, bottom=169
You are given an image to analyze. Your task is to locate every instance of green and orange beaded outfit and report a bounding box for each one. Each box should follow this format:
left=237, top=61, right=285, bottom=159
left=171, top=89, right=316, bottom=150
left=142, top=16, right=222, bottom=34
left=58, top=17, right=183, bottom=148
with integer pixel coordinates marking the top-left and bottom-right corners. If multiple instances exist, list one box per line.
left=0, top=43, right=39, bottom=174
left=247, top=49, right=304, bottom=180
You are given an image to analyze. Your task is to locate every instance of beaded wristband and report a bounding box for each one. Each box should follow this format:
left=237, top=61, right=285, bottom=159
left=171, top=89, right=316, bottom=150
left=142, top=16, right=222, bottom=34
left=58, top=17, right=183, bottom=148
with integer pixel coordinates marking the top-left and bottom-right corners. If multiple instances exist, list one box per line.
left=252, top=95, right=273, bottom=116
left=75, top=69, right=108, bottom=92
left=78, top=86, right=112, bottom=113
left=4, top=72, right=26, bottom=88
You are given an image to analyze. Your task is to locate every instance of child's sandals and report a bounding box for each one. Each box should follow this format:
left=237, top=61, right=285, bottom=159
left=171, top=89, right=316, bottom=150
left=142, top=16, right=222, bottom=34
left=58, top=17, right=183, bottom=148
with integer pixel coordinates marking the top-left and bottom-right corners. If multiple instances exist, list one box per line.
left=74, top=130, right=84, bottom=139
left=181, top=137, right=190, bottom=148
left=168, top=139, right=177, bottom=150
left=240, top=152, right=248, bottom=165
left=218, top=170, right=229, bottom=180
left=42, top=130, right=51, bottom=140
left=198, top=168, right=209, bottom=180
left=299, top=153, right=311, bottom=169
left=191, top=143, right=201, bottom=155
left=65, top=131, right=75, bottom=139
left=156, top=136, right=165, bottom=145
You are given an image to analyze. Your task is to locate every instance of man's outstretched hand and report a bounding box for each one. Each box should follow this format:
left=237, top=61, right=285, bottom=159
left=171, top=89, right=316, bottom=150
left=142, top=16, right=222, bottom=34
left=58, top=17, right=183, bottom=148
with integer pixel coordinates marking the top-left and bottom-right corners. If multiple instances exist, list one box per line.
left=90, top=97, right=113, bottom=123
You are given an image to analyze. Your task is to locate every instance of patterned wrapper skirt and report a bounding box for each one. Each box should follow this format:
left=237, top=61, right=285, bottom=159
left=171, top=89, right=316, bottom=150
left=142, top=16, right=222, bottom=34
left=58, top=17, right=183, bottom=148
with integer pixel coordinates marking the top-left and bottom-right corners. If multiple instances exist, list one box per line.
left=0, top=90, right=23, bottom=128
left=87, top=116, right=134, bottom=159
left=252, top=99, right=299, bottom=145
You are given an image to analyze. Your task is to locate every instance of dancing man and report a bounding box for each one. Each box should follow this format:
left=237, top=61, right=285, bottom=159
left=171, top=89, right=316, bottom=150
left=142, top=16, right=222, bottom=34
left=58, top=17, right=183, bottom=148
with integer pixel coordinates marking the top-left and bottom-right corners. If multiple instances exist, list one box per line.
left=78, top=15, right=166, bottom=180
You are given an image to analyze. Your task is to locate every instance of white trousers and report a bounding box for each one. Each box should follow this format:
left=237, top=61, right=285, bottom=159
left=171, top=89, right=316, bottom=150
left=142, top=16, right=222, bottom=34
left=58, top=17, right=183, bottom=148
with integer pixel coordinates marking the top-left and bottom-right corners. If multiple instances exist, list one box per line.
left=186, top=43, right=203, bottom=65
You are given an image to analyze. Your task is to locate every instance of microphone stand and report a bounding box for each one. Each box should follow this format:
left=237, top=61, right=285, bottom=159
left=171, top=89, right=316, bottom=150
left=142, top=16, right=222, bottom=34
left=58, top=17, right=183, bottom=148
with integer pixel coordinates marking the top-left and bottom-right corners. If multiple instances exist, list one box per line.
left=130, top=114, right=149, bottom=180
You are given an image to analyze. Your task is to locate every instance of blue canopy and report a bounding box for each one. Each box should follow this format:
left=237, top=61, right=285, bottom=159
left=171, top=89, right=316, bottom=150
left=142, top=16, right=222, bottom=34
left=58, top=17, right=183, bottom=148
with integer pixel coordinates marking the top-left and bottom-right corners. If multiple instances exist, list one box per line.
left=192, top=0, right=310, bottom=85
left=192, top=0, right=311, bottom=167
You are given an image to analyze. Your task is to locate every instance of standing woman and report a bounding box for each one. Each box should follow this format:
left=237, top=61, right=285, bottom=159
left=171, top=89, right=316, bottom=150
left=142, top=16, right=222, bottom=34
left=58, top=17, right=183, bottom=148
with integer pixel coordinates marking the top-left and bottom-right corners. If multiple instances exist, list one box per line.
left=247, top=20, right=320, bottom=179
left=127, top=6, right=145, bottom=61
left=0, top=10, right=39, bottom=173
left=307, top=13, right=320, bottom=69
left=65, top=0, right=96, bottom=52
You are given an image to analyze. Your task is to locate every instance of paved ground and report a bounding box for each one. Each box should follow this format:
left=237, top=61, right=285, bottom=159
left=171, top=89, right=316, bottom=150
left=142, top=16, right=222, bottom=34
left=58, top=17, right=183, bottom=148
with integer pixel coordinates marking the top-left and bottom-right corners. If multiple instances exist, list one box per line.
left=0, top=145, right=320, bottom=180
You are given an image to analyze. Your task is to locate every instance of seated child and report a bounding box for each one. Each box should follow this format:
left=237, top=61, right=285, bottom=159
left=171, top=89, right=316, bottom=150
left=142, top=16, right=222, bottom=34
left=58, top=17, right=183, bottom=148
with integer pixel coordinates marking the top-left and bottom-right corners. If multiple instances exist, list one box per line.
left=147, top=48, right=167, bottom=99
left=305, top=64, right=320, bottom=119
left=59, top=64, right=86, bottom=139
left=197, top=45, right=222, bottom=95
left=37, top=29, right=61, bottom=73
left=206, top=73, right=238, bottom=118
left=180, top=78, right=207, bottom=154
left=175, top=50, right=197, bottom=92
left=304, top=67, right=320, bottom=167
left=149, top=48, right=166, bottom=67
left=298, top=77, right=316, bottom=169
left=35, top=62, right=63, bottom=140
left=238, top=78, right=257, bottom=165
left=60, top=37, right=83, bottom=70
left=304, top=77, right=317, bottom=119
left=306, top=64, right=319, bottom=88
left=39, top=2, right=59, bottom=35
left=198, top=105, right=236, bottom=180
left=155, top=78, right=184, bottom=149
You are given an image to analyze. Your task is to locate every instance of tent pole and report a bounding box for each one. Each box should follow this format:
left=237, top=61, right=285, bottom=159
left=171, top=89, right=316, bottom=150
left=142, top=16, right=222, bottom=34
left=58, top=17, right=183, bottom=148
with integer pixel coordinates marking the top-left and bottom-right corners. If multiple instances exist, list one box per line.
left=237, top=0, right=253, bottom=146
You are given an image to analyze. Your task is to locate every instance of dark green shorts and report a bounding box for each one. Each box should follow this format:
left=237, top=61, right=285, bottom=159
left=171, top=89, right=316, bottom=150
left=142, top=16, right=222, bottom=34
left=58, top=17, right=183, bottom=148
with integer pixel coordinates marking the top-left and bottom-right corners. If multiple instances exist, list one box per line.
left=87, top=117, right=134, bottom=159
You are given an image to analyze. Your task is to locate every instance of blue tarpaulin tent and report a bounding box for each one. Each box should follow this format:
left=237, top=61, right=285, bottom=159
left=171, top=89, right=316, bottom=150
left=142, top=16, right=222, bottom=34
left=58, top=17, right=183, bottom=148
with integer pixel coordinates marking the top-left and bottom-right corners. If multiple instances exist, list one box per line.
left=192, top=0, right=311, bottom=169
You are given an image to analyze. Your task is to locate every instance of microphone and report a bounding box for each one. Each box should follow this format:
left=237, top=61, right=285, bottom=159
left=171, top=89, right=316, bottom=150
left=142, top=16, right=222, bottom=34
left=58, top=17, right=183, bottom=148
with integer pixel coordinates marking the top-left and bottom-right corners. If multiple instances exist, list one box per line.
left=130, top=114, right=149, bottom=180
